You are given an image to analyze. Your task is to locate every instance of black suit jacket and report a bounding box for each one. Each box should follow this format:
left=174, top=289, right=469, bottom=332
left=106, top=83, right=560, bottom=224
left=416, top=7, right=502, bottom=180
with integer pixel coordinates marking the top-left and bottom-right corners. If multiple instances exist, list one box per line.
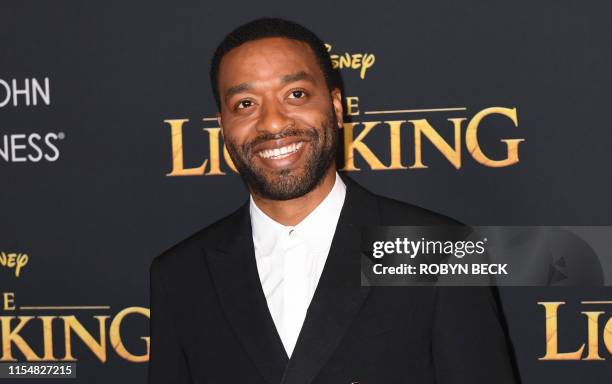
left=149, top=175, right=517, bottom=384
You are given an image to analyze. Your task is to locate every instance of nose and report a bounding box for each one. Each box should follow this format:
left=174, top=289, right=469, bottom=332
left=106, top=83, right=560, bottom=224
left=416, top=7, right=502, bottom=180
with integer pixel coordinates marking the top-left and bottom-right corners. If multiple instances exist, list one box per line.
left=256, top=98, right=293, bottom=135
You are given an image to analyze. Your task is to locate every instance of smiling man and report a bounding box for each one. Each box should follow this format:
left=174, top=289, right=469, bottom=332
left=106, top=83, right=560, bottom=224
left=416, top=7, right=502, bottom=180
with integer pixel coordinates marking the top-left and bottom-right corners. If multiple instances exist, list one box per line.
left=149, top=18, right=517, bottom=384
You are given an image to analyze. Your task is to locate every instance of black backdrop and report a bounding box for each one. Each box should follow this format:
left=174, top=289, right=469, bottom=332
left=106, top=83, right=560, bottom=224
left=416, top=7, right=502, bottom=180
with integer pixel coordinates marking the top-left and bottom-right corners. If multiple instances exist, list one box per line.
left=2, top=1, right=611, bottom=382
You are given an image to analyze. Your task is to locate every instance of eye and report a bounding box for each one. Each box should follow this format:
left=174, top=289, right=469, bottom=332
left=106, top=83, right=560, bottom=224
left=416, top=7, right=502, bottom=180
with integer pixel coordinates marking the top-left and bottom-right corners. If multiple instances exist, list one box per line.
left=235, top=99, right=254, bottom=110
left=288, top=89, right=307, bottom=99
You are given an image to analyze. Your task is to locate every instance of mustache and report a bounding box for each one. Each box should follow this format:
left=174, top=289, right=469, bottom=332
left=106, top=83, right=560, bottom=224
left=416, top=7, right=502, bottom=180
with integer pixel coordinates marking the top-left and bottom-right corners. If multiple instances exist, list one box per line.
left=243, top=127, right=319, bottom=154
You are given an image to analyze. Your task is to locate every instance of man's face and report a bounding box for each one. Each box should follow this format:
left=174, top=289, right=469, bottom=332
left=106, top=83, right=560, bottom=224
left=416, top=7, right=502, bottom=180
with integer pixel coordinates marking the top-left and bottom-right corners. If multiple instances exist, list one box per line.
left=216, top=37, right=343, bottom=200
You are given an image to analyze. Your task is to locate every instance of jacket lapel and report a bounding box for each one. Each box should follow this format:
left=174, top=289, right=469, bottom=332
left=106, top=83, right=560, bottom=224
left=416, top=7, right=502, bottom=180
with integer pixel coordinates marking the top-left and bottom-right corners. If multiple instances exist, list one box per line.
left=204, top=204, right=289, bottom=384
left=280, top=176, right=378, bottom=384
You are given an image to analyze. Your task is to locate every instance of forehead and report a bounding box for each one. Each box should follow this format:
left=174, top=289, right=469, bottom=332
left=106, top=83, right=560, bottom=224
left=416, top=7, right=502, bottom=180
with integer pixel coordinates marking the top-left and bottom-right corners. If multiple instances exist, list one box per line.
left=217, top=37, right=324, bottom=88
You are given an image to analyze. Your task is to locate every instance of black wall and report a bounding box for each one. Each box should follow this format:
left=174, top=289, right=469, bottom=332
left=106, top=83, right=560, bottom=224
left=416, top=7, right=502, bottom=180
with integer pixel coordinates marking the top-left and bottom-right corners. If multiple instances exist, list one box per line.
left=2, top=1, right=611, bottom=382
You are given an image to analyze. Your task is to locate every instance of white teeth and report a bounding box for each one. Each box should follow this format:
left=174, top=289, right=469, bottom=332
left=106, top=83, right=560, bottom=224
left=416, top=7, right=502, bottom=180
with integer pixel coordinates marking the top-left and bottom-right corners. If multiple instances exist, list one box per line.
left=258, top=142, right=303, bottom=159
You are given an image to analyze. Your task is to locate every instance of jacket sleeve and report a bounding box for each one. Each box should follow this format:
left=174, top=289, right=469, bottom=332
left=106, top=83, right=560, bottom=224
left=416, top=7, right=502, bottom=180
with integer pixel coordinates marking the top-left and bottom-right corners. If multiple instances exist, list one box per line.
left=148, top=257, right=193, bottom=384
left=432, top=286, right=518, bottom=384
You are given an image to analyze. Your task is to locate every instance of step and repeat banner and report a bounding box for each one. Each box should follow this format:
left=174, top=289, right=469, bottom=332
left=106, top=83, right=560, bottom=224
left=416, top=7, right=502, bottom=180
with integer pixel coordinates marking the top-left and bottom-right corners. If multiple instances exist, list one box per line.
left=2, top=1, right=611, bottom=382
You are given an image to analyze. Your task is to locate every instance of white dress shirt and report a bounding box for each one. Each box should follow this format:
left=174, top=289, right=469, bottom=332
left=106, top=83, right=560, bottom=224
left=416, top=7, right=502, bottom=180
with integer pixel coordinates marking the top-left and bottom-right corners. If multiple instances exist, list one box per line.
left=249, top=173, right=346, bottom=358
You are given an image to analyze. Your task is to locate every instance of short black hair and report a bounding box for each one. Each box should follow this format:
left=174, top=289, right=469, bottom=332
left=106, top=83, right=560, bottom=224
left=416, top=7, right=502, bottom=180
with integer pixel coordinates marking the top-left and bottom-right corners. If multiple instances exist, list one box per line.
left=209, top=17, right=337, bottom=110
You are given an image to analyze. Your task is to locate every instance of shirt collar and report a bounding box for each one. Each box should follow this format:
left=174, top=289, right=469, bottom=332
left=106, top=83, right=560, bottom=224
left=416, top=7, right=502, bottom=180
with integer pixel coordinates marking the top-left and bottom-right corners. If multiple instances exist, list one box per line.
left=249, top=172, right=347, bottom=255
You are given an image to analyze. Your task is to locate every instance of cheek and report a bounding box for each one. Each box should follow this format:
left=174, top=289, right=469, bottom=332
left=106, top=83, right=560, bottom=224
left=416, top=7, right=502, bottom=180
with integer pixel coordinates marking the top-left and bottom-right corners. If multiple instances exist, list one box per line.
left=222, top=120, right=256, bottom=145
left=290, top=106, right=331, bottom=130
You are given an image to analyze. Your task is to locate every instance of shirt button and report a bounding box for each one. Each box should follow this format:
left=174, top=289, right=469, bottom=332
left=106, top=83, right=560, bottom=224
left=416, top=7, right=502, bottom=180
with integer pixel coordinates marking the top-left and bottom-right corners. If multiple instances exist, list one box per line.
left=289, top=229, right=296, bottom=238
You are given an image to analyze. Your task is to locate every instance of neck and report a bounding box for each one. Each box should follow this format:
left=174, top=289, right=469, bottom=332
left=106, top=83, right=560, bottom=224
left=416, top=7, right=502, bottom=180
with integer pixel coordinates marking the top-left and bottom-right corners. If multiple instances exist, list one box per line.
left=251, top=167, right=337, bottom=226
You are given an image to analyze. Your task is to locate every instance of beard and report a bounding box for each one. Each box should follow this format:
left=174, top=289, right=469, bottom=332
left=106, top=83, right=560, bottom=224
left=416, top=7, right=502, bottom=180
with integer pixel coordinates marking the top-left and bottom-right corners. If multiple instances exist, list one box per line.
left=224, top=108, right=339, bottom=201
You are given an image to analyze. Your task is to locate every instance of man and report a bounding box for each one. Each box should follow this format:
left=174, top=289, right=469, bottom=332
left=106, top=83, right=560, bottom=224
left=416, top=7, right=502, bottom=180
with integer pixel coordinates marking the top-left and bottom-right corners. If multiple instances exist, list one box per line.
left=149, top=18, right=517, bottom=384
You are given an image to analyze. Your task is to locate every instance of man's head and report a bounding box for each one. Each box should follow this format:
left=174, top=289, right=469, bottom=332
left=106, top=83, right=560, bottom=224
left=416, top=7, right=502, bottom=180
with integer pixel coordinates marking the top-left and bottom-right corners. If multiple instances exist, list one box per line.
left=210, top=18, right=343, bottom=201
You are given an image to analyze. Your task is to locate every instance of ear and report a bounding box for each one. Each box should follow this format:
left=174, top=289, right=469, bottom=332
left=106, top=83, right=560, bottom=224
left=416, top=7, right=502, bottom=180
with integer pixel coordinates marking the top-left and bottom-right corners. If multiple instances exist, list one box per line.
left=330, top=88, right=343, bottom=128
left=216, top=112, right=224, bottom=139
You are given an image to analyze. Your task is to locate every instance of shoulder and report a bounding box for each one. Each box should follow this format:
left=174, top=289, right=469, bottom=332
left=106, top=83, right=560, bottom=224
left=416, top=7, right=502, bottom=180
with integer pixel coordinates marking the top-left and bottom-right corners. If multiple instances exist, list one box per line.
left=373, top=193, right=462, bottom=226
left=150, top=204, right=247, bottom=274
left=341, top=175, right=462, bottom=226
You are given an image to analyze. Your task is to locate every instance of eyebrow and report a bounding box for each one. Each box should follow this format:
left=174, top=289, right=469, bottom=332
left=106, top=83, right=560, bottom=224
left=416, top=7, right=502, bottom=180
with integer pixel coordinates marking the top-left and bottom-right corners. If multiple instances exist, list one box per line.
left=224, top=83, right=253, bottom=102
left=280, top=71, right=316, bottom=85
left=223, top=71, right=316, bottom=104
